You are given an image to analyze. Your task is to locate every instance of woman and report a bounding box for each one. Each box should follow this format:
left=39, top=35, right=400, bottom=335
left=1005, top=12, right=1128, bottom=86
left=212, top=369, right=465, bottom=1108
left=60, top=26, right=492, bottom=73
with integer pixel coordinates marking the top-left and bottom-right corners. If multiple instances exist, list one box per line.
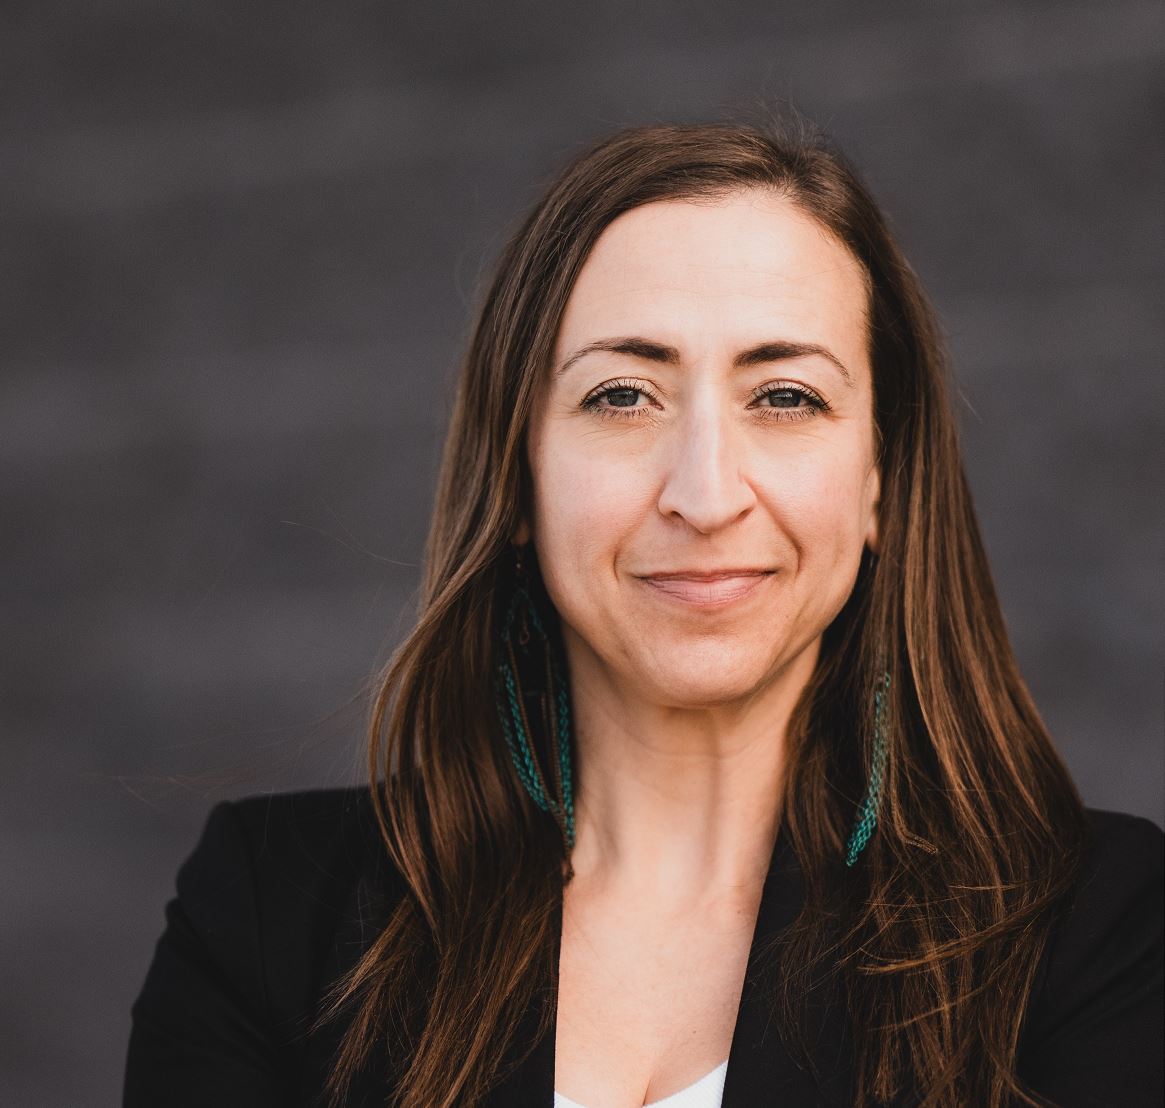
left=124, top=120, right=1163, bottom=1108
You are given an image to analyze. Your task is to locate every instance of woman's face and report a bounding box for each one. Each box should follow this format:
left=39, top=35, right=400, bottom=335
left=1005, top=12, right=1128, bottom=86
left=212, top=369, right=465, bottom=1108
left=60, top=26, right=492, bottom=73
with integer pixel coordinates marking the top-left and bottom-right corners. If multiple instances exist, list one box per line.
left=517, top=188, right=880, bottom=708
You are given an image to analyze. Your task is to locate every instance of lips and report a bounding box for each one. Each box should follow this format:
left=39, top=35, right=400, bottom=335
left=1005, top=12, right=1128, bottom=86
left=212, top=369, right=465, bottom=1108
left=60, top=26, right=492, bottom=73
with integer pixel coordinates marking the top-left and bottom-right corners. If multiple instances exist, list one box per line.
left=639, top=569, right=773, bottom=606
left=643, top=569, right=772, bottom=580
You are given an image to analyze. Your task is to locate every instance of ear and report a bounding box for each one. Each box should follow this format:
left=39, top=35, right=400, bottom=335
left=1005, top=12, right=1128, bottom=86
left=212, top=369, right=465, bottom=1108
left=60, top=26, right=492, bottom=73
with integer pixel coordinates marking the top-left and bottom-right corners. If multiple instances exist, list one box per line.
left=512, top=517, right=531, bottom=545
left=863, top=463, right=881, bottom=555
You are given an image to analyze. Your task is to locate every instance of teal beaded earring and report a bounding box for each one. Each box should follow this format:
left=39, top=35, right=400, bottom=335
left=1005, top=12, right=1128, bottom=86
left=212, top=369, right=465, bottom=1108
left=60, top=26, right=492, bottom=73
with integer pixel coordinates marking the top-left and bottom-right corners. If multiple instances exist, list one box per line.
left=493, top=543, right=576, bottom=850
left=843, top=668, right=891, bottom=867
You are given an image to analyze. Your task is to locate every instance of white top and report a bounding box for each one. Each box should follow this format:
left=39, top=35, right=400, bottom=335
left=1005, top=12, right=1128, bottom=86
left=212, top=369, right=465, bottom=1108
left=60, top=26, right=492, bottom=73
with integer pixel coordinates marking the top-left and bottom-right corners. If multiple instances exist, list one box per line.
left=554, top=1059, right=729, bottom=1108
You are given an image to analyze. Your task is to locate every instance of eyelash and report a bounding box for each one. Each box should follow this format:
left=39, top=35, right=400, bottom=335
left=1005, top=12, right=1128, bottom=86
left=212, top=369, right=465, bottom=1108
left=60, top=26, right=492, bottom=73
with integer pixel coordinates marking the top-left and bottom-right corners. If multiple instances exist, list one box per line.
left=579, top=379, right=832, bottom=423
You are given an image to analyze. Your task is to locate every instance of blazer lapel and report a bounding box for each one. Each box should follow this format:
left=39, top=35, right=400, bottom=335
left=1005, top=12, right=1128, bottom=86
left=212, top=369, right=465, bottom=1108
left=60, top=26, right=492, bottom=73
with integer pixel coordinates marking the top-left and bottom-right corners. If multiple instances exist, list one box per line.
left=483, top=896, right=560, bottom=1106
left=721, top=820, right=852, bottom=1107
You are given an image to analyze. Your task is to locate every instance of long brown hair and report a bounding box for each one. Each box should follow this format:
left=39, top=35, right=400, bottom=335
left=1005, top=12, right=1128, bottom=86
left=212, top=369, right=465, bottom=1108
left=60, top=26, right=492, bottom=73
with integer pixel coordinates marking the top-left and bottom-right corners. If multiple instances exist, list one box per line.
left=316, top=115, right=1089, bottom=1108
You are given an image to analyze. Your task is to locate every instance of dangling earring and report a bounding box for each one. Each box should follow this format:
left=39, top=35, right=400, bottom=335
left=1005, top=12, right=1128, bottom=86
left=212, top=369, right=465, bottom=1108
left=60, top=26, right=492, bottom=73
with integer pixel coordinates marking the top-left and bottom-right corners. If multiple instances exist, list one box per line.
left=844, top=668, right=891, bottom=867
left=493, top=543, right=576, bottom=850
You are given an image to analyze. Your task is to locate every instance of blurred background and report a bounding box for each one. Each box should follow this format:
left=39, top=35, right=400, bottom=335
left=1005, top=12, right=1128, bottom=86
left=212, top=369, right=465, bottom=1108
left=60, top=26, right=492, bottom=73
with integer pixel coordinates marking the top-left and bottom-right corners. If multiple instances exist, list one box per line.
left=2, top=1, right=1162, bottom=1103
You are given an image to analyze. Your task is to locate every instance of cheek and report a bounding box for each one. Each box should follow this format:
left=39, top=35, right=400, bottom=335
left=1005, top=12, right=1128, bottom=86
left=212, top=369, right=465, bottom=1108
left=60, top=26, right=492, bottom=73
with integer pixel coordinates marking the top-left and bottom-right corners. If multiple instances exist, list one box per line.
left=531, top=443, right=652, bottom=583
left=757, top=447, right=871, bottom=560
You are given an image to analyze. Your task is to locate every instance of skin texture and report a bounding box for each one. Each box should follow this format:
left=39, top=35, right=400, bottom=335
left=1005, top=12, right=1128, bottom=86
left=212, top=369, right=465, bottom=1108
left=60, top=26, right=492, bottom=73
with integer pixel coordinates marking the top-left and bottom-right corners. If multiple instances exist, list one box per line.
left=515, top=188, right=881, bottom=1104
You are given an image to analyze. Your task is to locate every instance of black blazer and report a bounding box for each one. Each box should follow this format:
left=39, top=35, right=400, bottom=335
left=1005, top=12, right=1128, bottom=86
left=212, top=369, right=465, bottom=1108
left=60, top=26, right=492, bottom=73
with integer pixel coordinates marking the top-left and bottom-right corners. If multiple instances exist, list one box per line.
left=124, top=786, right=1164, bottom=1107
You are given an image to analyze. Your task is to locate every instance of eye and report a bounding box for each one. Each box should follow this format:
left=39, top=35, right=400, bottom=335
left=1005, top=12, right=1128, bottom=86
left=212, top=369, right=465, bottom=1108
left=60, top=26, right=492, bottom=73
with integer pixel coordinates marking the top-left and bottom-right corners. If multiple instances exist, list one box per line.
left=749, top=382, right=831, bottom=422
left=579, top=379, right=660, bottom=420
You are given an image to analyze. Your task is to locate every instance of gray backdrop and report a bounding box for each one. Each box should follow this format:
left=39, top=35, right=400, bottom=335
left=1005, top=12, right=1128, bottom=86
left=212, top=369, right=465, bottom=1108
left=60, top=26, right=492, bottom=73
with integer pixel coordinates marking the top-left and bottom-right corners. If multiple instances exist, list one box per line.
left=3, top=2, right=1162, bottom=1104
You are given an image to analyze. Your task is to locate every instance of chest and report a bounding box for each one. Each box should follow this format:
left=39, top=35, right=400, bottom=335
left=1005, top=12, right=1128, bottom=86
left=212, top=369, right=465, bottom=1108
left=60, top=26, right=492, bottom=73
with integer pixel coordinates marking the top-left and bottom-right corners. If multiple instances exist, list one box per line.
left=553, top=887, right=760, bottom=1106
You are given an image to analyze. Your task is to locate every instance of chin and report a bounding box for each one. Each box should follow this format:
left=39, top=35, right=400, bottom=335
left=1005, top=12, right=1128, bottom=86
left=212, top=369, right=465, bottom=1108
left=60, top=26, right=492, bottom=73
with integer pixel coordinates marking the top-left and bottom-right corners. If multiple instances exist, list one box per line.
left=638, top=658, right=772, bottom=709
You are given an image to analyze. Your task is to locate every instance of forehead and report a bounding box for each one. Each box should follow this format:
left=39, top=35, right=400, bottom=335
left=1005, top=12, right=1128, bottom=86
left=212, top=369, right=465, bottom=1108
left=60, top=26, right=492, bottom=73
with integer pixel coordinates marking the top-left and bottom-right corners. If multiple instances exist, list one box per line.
left=554, top=189, right=870, bottom=371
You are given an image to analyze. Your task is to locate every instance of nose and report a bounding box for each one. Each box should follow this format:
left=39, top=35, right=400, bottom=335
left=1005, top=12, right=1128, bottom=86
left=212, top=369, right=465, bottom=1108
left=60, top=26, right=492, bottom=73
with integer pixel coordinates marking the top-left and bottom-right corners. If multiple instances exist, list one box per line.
left=655, top=396, right=756, bottom=533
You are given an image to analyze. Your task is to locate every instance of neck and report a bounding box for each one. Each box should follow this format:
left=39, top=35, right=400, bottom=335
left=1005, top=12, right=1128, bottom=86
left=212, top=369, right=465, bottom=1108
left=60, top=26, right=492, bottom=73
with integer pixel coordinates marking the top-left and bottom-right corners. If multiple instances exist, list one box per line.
left=563, top=636, right=817, bottom=909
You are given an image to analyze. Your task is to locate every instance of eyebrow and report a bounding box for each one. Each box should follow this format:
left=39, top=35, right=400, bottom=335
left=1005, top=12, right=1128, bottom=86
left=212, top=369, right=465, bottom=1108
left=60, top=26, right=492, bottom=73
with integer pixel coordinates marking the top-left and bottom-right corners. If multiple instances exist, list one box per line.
left=555, top=336, right=856, bottom=388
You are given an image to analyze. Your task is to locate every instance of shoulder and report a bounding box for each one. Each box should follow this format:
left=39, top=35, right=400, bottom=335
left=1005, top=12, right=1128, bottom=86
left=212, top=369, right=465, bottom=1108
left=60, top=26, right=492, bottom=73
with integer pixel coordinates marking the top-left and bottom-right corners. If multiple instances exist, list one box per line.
left=175, top=784, right=390, bottom=922
left=164, top=784, right=404, bottom=1026
left=1045, top=807, right=1163, bottom=979
left=200, top=783, right=387, bottom=895
left=1080, top=805, right=1163, bottom=878
left=1036, top=806, right=1163, bottom=1007
left=126, top=785, right=409, bottom=1103
left=1018, top=806, right=1163, bottom=1103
